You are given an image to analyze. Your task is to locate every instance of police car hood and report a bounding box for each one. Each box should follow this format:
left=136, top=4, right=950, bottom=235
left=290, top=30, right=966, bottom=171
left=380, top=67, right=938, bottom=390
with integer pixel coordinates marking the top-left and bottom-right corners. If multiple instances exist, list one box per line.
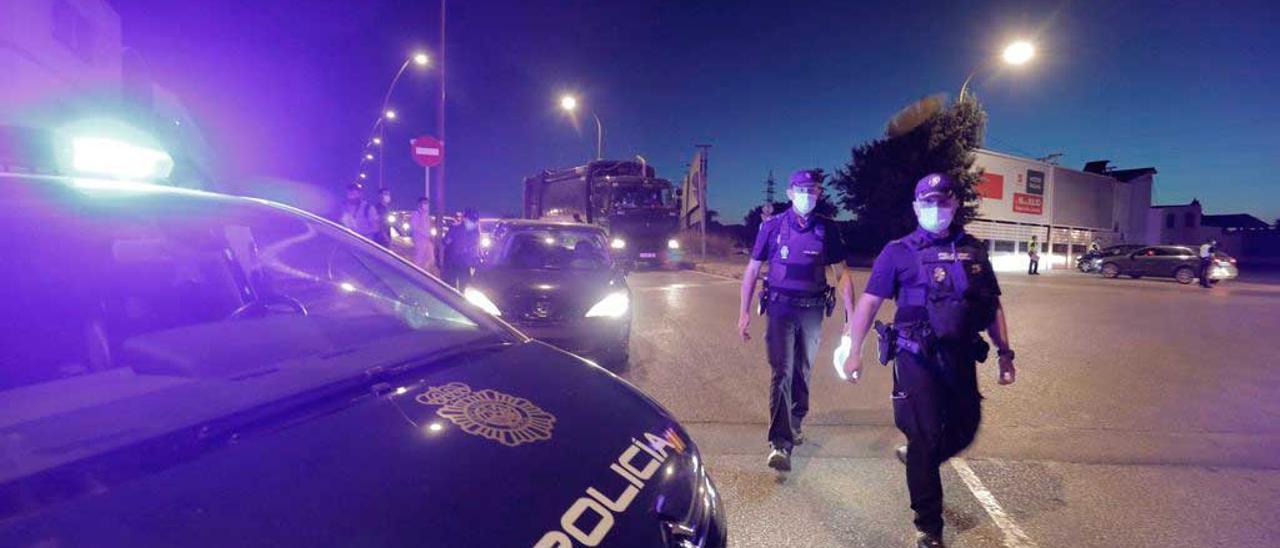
left=0, top=342, right=709, bottom=547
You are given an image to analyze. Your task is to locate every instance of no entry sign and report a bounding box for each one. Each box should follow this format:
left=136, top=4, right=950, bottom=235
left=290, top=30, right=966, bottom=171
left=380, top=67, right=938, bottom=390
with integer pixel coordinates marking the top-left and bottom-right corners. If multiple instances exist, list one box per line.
left=410, top=136, right=443, bottom=168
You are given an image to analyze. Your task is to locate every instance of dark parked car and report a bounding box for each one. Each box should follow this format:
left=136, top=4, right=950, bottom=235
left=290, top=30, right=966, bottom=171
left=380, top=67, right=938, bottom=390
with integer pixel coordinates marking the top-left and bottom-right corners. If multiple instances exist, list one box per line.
left=1098, top=245, right=1238, bottom=284
left=467, top=220, right=632, bottom=367
left=0, top=170, right=722, bottom=547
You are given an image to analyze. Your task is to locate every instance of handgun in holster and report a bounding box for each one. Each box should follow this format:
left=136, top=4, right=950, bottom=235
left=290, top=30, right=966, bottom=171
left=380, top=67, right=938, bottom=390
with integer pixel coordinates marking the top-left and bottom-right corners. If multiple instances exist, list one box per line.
left=874, top=320, right=897, bottom=366
left=757, top=279, right=770, bottom=316
left=823, top=286, right=836, bottom=317
left=972, top=336, right=991, bottom=363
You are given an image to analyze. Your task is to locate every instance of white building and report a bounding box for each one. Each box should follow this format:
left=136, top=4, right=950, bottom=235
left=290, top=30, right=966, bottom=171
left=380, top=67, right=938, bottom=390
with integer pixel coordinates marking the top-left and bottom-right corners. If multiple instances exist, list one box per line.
left=966, top=149, right=1156, bottom=271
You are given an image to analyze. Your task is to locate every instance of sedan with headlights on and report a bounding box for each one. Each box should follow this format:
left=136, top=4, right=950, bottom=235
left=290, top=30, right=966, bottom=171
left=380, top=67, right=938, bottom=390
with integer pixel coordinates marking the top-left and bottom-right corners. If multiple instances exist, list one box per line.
left=466, top=220, right=633, bottom=367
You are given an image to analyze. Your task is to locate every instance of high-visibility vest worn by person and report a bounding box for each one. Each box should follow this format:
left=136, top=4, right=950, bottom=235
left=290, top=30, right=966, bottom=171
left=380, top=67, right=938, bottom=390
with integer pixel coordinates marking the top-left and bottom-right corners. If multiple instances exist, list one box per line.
left=765, top=210, right=830, bottom=295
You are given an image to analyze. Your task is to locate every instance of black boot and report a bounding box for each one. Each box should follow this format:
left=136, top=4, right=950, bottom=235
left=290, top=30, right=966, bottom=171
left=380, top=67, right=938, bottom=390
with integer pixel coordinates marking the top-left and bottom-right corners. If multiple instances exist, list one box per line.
left=915, top=531, right=945, bottom=548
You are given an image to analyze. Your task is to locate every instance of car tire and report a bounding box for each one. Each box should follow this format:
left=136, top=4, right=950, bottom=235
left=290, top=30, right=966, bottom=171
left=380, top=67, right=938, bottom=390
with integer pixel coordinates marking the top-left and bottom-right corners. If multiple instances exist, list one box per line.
left=1101, top=263, right=1120, bottom=278
left=1174, top=267, right=1195, bottom=285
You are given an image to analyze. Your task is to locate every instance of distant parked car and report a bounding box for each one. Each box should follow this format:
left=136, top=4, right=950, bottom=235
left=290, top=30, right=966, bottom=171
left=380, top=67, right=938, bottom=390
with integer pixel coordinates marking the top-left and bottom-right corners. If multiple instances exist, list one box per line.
left=1077, top=244, right=1144, bottom=273
left=1098, top=245, right=1238, bottom=284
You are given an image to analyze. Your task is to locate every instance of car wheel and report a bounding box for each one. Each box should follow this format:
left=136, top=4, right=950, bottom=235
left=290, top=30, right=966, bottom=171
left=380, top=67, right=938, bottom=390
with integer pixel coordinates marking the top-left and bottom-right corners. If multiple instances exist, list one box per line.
left=1174, top=267, right=1195, bottom=284
left=1101, top=263, right=1120, bottom=278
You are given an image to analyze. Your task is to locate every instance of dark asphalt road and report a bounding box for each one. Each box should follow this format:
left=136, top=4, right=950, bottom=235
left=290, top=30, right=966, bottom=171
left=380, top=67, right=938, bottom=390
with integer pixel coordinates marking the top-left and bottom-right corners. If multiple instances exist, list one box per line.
left=618, top=267, right=1280, bottom=547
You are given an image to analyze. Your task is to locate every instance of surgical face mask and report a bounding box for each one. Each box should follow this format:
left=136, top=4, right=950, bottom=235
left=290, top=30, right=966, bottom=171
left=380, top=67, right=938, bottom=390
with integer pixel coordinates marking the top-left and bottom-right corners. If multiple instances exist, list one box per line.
left=381, top=195, right=391, bottom=205
left=464, top=220, right=477, bottom=230
left=791, top=192, right=816, bottom=216
left=916, top=203, right=955, bottom=233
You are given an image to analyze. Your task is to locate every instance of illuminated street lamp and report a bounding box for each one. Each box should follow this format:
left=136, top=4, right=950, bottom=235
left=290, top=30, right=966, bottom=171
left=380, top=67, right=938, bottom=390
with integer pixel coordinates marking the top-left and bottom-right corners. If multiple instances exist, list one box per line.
left=359, top=51, right=432, bottom=191
left=364, top=153, right=374, bottom=161
left=960, top=39, right=1036, bottom=101
left=372, top=137, right=382, bottom=145
left=558, top=94, right=603, bottom=160
left=384, top=109, right=397, bottom=120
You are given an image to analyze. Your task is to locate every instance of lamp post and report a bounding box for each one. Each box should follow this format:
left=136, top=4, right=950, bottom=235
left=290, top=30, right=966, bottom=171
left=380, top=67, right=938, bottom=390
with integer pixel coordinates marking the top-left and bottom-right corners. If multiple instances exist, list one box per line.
left=559, top=94, right=604, bottom=160
left=372, top=53, right=429, bottom=191
left=959, top=40, right=1035, bottom=102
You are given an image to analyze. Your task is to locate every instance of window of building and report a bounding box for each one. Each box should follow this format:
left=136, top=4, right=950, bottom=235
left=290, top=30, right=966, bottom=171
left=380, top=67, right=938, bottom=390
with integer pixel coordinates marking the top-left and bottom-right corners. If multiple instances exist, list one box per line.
left=993, top=240, right=1016, bottom=253
left=1052, top=244, right=1068, bottom=254
left=1184, top=212, right=1196, bottom=228
left=1165, top=213, right=1175, bottom=229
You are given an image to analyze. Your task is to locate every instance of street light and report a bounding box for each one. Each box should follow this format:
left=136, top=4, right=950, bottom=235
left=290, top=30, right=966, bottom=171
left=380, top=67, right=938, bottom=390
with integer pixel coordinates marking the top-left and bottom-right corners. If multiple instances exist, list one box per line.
left=1002, top=41, right=1035, bottom=65
left=384, top=109, right=397, bottom=120
left=414, top=53, right=430, bottom=66
left=357, top=51, right=431, bottom=191
left=372, top=137, right=382, bottom=145
left=960, top=39, right=1036, bottom=102
left=364, top=153, right=374, bottom=161
left=558, top=94, right=603, bottom=160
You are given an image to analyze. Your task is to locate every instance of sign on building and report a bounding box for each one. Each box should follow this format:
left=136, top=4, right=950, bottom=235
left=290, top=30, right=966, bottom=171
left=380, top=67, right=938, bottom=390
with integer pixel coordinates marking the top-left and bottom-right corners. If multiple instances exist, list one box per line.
left=1027, top=169, right=1045, bottom=195
left=1013, top=193, right=1044, bottom=215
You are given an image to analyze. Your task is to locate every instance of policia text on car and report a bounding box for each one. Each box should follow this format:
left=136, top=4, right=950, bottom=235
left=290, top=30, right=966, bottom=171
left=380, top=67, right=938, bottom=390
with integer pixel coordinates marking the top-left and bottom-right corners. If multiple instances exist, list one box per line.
left=839, top=173, right=1018, bottom=548
left=738, top=169, right=853, bottom=472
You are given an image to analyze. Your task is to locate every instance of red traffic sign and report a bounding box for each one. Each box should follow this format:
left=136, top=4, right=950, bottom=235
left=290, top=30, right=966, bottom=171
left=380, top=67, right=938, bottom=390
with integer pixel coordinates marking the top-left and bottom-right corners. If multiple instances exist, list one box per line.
left=410, top=135, right=443, bottom=167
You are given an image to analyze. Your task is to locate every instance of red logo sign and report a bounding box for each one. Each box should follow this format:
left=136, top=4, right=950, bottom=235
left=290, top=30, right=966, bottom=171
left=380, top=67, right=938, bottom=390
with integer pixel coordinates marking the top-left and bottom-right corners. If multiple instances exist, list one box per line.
left=410, top=136, right=443, bottom=168
left=1012, top=193, right=1043, bottom=215
left=977, top=172, right=1004, bottom=200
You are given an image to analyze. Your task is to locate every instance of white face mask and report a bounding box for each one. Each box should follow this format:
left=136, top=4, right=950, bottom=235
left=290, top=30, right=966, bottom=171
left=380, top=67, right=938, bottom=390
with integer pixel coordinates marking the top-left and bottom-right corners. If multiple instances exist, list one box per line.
left=791, top=192, right=816, bottom=216
left=916, top=204, right=955, bottom=233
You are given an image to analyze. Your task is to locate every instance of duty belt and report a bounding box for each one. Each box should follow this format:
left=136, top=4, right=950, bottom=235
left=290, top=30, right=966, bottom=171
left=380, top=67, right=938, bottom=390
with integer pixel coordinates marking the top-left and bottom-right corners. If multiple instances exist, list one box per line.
left=768, top=291, right=827, bottom=308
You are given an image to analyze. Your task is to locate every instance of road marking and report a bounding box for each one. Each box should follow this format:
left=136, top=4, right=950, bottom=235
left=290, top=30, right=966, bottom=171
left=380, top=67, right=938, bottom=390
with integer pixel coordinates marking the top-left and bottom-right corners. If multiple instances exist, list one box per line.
left=685, top=268, right=739, bottom=281
left=950, top=458, right=1038, bottom=548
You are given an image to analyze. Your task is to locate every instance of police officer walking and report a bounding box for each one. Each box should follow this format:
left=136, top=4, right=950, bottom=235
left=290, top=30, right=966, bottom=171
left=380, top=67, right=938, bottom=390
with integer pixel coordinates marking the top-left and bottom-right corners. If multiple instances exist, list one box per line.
left=738, top=169, right=852, bottom=472
left=839, top=173, right=1017, bottom=548
left=1027, top=234, right=1040, bottom=275
left=1198, top=239, right=1218, bottom=288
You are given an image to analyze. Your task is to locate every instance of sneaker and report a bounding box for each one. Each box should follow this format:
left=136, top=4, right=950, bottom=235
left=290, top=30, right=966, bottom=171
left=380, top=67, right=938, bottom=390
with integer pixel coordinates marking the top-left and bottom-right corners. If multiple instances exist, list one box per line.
left=915, top=532, right=945, bottom=548
left=895, top=444, right=908, bottom=465
left=766, top=445, right=792, bottom=471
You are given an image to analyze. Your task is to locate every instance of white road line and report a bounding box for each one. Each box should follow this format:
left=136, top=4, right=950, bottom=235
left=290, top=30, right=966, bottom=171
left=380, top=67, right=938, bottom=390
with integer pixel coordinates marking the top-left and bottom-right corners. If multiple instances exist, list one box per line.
left=950, top=458, right=1039, bottom=548
left=683, top=269, right=740, bottom=281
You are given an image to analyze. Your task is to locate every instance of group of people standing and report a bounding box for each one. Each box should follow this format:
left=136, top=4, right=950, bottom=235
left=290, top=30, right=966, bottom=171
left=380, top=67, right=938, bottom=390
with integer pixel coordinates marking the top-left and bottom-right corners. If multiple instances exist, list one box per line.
left=739, top=170, right=1018, bottom=548
left=338, top=184, right=482, bottom=290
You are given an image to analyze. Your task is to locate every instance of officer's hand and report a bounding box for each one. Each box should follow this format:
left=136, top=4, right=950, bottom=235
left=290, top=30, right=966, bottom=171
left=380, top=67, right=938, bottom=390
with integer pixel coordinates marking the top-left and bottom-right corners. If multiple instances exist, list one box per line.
left=998, top=355, right=1016, bottom=385
left=840, top=353, right=862, bottom=384
left=737, top=312, right=752, bottom=342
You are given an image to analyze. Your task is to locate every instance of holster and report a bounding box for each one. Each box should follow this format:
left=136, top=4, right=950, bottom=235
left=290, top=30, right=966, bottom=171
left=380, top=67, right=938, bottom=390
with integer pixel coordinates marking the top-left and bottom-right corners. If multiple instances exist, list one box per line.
left=823, top=286, right=836, bottom=317
left=874, top=320, right=897, bottom=365
left=972, top=335, right=991, bottom=363
left=757, top=279, right=770, bottom=316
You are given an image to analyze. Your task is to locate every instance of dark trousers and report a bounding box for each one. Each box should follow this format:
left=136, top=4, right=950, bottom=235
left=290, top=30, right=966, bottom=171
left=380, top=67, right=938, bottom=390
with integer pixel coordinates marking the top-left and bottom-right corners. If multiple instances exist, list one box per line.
left=441, top=264, right=471, bottom=291
left=1028, top=254, right=1039, bottom=275
left=764, top=301, right=824, bottom=451
left=892, top=343, right=982, bottom=537
left=1198, top=257, right=1213, bottom=287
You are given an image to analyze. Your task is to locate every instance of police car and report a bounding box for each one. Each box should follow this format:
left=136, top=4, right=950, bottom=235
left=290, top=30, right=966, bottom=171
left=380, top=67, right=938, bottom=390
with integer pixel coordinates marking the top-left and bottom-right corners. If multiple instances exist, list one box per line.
left=0, top=127, right=725, bottom=547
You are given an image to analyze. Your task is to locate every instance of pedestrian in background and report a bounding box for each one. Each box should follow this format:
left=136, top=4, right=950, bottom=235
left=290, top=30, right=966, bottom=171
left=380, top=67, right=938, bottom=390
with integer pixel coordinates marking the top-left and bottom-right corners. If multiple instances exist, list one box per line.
left=1027, top=234, right=1040, bottom=275
left=339, top=183, right=380, bottom=241
left=441, top=208, right=481, bottom=290
left=371, top=188, right=393, bottom=247
left=1198, top=238, right=1218, bottom=288
left=738, top=169, right=853, bottom=472
left=411, top=197, right=439, bottom=277
left=839, top=173, right=1017, bottom=548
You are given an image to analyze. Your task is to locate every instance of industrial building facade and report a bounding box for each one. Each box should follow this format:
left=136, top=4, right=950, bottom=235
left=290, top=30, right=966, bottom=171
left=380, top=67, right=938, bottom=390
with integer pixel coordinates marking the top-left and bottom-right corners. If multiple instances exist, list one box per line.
left=966, top=149, right=1156, bottom=270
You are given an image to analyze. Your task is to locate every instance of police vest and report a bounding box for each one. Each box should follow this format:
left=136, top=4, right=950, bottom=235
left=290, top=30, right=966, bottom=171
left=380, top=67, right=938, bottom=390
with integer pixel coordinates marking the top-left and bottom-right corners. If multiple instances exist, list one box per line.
left=766, top=212, right=829, bottom=295
left=898, top=231, right=998, bottom=341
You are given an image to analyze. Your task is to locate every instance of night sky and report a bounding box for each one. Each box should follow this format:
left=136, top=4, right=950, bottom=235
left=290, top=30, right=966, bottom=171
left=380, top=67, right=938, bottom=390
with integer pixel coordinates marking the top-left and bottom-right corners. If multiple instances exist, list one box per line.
left=113, top=0, right=1280, bottom=224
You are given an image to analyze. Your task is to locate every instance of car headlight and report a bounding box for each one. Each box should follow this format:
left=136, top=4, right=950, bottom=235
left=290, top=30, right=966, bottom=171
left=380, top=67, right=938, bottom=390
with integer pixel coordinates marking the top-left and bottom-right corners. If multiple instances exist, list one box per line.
left=667, top=238, right=680, bottom=250
left=611, top=238, right=626, bottom=250
left=463, top=287, right=502, bottom=316
left=585, top=291, right=629, bottom=318
left=480, top=236, right=493, bottom=248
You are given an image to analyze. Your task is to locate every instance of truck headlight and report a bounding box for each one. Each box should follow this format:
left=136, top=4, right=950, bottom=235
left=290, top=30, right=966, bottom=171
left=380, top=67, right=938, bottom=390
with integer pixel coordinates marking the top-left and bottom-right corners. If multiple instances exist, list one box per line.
left=611, top=238, right=626, bottom=250
left=585, top=291, right=629, bottom=318
left=463, top=287, right=502, bottom=316
left=668, top=239, right=680, bottom=250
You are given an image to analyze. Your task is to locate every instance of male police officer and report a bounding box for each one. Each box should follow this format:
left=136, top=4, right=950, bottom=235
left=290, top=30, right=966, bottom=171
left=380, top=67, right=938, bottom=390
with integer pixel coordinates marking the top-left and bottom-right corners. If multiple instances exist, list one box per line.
left=1198, top=239, right=1218, bottom=288
left=839, top=173, right=1017, bottom=547
left=441, top=208, right=481, bottom=290
left=739, top=169, right=852, bottom=471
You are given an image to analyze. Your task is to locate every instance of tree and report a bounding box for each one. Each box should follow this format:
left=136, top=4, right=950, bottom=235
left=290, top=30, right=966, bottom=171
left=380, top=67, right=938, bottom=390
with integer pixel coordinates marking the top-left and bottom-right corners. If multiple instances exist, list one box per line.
left=742, top=194, right=840, bottom=243
left=829, top=96, right=988, bottom=251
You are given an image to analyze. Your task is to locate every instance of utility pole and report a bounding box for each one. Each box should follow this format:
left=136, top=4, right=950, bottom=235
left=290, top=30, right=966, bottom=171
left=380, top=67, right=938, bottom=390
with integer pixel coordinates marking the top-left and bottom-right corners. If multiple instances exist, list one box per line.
left=435, top=0, right=447, bottom=225
left=695, top=144, right=711, bottom=257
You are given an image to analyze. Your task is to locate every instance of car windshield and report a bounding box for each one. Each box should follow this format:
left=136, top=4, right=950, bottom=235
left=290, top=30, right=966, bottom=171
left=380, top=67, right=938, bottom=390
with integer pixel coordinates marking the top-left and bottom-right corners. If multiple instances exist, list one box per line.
left=612, top=186, right=671, bottom=208
left=493, top=227, right=609, bottom=270
left=0, top=180, right=509, bottom=485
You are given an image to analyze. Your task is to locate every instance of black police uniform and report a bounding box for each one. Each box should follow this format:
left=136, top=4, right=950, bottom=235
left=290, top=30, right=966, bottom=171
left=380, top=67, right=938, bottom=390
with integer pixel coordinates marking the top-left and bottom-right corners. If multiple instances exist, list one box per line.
left=441, top=223, right=480, bottom=290
left=863, top=226, right=1001, bottom=538
left=750, top=208, right=845, bottom=451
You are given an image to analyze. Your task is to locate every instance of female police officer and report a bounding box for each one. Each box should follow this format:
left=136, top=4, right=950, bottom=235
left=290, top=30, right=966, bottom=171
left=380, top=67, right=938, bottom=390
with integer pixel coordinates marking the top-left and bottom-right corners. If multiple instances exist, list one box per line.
left=837, top=173, right=1017, bottom=548
left=739, top=169, right=852, bottom=472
